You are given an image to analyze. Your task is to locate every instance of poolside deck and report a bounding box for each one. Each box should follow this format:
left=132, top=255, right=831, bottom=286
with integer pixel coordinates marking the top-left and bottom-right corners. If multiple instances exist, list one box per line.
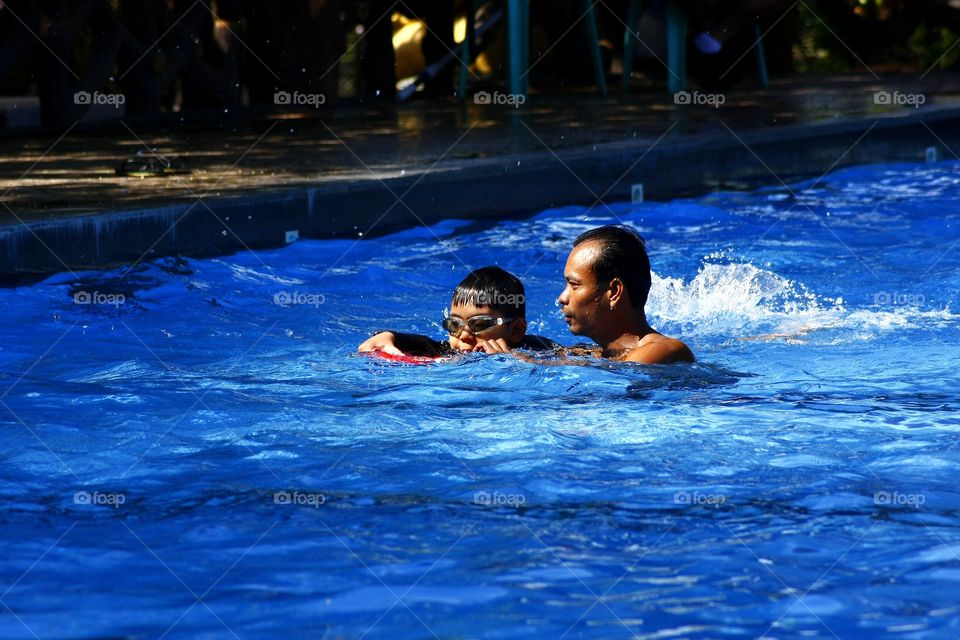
left=2, top=71, right=960, bottom=275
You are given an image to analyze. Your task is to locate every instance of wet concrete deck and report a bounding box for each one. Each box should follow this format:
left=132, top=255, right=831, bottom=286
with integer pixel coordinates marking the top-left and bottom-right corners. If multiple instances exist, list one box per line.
left=2, top=71, right=960, bottom=275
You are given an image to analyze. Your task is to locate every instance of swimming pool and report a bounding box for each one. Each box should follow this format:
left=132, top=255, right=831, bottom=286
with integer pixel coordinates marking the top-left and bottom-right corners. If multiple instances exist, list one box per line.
left=1, top=159, right=958, bottom=639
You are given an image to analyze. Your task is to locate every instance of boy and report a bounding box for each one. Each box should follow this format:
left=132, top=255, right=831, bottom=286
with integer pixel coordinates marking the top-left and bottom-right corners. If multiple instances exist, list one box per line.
left=358, top=266, right=560, bottom=356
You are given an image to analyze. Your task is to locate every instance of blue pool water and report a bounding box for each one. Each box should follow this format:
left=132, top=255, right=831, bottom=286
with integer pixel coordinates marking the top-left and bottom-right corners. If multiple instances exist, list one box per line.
left=1, top=160, right=959, bottom=639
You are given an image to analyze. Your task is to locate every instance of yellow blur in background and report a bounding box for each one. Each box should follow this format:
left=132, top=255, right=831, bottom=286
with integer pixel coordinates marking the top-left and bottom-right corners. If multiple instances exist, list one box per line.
left=392, top=14, right=500, bottom=81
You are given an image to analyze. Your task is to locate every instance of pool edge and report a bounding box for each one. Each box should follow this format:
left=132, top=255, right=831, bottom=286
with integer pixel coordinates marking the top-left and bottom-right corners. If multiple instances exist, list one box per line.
left=2, top=106, right=959, bottom=278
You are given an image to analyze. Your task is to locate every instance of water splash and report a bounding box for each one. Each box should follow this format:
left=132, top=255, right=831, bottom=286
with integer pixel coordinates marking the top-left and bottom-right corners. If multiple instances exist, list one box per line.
left=647, top=259, right=956, bottom=342
left=648, top=260, right=834, bottom=337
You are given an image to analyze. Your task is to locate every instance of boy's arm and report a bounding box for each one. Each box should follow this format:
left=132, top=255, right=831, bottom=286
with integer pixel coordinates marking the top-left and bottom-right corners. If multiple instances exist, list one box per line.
left=474, top=335, right=565, bottom=355
left=357, top=331, right=448, bottom=356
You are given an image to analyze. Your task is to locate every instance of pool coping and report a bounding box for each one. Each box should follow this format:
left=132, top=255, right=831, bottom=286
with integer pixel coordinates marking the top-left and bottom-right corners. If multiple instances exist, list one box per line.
left=3, top=104, right=959, bottom=277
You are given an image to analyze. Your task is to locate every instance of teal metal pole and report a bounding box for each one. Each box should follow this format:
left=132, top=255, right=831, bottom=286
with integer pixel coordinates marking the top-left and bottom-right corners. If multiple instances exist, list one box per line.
left=622, top=0, right=641, bottom=92
left=582, top=0, right=607, bottom=96
left=666, top=0, right=686, bottom=95
left=754, top=22, right=769, bottom=88
left=507, top=0, right=528, bottom=98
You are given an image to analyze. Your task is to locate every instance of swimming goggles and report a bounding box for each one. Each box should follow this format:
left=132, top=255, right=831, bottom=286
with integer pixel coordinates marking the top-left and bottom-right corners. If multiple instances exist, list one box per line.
left=442, top=315, right=514, bottom=336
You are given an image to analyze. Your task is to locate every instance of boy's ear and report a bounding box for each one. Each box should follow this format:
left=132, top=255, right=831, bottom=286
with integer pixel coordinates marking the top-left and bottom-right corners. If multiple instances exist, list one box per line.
left=509, top=318, right=527, bottom=344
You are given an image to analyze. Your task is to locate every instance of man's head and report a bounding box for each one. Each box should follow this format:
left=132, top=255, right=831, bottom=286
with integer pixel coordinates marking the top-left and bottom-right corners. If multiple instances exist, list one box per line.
left=445, top=266, right=528, bottom=351
left=557, top=225, right=651, bottom=338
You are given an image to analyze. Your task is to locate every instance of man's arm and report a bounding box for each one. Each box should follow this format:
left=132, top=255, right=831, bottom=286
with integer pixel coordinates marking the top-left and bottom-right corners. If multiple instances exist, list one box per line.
left=622, top=337, right=695, bottom=364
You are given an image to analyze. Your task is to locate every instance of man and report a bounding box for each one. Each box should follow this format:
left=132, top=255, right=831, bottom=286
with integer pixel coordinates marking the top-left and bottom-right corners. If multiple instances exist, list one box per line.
left=557, top=225, right=694, bottom=364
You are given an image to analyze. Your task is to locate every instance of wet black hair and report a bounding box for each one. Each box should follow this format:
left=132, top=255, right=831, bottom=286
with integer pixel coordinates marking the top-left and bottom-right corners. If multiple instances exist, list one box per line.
left=573, top=225, right=651, bottom=311
left=451, top=266, right=526, bottom=318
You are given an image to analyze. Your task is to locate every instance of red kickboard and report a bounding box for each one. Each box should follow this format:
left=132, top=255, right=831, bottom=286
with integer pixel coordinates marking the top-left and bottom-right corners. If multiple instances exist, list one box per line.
left=365, top=349, right=446, bottom=365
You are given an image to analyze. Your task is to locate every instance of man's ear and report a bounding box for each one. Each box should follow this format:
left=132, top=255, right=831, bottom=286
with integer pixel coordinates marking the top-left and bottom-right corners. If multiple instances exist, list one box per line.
left=607, top=278, right=626, bottom=307
left=509, top=318, right=528, bottom=343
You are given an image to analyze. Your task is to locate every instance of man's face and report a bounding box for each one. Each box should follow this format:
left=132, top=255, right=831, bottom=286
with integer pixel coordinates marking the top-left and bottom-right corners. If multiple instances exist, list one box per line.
left=557, top=242, right=608, bottom=338
left=446, top=301, right=522, bottom=351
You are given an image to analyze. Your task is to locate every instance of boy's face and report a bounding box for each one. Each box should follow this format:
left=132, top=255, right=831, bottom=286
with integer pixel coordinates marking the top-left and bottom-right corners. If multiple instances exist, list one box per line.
left=446, top=301, right=526, bottom=352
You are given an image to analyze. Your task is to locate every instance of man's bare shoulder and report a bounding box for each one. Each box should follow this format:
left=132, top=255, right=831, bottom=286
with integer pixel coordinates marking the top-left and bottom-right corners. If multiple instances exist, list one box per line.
left=623, top=334, right=695, bottom=364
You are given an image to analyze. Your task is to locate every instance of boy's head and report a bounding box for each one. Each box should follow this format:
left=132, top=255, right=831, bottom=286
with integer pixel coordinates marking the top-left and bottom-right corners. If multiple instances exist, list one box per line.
left=445, top=266, right=528, bottom=351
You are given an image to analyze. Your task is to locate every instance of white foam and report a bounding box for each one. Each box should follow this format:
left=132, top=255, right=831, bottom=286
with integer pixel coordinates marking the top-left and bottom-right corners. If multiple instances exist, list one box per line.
left=214, top=260, right=305, bottom=285
left=648, top=261, right=832, bottom=335
left=646, top=260, right=958, bottom=341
